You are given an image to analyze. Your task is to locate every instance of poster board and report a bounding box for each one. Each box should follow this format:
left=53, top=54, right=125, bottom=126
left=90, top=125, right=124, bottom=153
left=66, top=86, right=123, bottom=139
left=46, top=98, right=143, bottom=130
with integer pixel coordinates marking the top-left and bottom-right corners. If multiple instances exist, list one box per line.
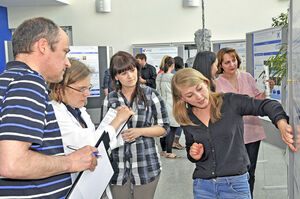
left=246, top=27, right=288, bottom=101
left=288, top=1, right=300, bottom=198
left=132, top=44, right=184, bottom=73
left=68, top=46, right=101, bottom=97
left=213, top=40, right=246, bottom=72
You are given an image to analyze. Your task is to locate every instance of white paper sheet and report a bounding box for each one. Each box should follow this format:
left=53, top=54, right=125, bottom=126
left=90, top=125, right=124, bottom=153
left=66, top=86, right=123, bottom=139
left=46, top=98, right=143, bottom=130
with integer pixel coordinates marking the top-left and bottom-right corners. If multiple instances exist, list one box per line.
left=96, top=108, right=127, bottom=147
left=68, top=142, right=114, bottom=199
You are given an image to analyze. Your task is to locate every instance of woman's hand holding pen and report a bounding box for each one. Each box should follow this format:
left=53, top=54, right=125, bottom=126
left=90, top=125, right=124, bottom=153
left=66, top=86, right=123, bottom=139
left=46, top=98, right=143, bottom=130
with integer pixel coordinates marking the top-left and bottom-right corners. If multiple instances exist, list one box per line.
left=110, top=106, right=134, bottom=131
left=66, top=146, right=99, bottom=172
left=116, top=106, right=134, bottom=122
left=189, top=143, right=204, bottom=160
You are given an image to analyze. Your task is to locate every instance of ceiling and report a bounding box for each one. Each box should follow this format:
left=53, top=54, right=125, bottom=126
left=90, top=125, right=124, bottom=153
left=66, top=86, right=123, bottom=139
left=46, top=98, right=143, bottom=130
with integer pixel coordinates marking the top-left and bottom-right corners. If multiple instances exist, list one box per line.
left=0, top=0, right=70, bottom=7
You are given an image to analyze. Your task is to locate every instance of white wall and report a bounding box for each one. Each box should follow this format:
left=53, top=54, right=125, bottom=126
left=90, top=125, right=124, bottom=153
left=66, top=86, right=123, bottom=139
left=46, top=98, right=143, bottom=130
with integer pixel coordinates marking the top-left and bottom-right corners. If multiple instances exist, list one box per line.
left=6, top=0, right=289, bottom=52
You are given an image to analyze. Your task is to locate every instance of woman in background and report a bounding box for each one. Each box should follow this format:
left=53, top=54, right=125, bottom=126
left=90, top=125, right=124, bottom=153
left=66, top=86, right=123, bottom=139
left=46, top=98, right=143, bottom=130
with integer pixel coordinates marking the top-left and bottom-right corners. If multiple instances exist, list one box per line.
left=215, top=47, right=274, bottom=197
left=172, top=56, right=185, bottom=150
left=156, top=56, right=181, bottom=158
left=192, top=51, right=218, bottom=92
left=158, top=55, right=168, bottom=74
left=172, top=68, right=295, bottom=199
left=103, top=51, right=169, bottom=199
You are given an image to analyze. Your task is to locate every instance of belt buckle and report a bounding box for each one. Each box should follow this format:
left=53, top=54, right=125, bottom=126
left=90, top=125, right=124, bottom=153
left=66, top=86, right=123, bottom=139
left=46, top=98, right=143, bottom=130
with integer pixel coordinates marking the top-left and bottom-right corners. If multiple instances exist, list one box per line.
left=212, top=178, right=217, bottom=182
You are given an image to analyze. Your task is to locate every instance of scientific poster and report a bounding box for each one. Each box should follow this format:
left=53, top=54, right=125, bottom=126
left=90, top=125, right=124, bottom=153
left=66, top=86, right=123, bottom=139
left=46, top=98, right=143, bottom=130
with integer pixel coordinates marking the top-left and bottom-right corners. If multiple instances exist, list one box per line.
left=68, top=46, right=100, bottom=96
left=140, top=47, right=178, bottom=73
left=252, top=28, right=282, bottom=100
left=219, top=42, right=246, bottom=72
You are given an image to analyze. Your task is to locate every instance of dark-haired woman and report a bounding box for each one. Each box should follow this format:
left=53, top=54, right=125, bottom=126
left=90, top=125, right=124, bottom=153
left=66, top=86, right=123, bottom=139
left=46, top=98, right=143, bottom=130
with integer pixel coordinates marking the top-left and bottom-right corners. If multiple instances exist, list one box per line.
left=156, top=56, right=181, bottom=158
left=102, top=51, right=169, bottom=199
left=192, top=51, right=218, bottom=92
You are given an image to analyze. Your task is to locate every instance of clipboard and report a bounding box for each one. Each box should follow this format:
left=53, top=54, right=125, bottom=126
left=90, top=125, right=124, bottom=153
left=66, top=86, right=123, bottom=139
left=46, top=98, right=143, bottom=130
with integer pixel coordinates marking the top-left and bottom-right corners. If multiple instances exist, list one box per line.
left=65, top=114, right=132, bottom=199
left=65, top=131, right=112, bottom=199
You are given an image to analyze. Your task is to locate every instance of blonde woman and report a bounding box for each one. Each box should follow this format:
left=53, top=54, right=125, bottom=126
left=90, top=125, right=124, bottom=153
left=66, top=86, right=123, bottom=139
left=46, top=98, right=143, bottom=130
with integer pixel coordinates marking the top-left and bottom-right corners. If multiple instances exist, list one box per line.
left=171, top=68, right=295, bottom=199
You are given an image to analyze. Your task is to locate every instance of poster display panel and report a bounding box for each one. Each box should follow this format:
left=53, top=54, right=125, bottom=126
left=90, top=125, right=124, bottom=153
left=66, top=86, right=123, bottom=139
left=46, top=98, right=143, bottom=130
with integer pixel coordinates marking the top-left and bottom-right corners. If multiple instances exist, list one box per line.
left=68, top=46, right=100, bottom=96
left=252, top=28, right=282, bottom=100
left=290, top=0, right=300, bottom=198
left=139, top=47, right=178, bottom=73
left=219, top=42, right=246, bottom=72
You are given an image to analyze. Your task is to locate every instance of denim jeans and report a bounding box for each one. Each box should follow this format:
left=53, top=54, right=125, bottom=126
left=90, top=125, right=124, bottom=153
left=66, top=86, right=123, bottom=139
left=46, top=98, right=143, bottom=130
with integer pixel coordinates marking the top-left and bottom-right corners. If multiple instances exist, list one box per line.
left=175, top=127, right=182, bottom=138
left=193, top=173, right=252, bottom=199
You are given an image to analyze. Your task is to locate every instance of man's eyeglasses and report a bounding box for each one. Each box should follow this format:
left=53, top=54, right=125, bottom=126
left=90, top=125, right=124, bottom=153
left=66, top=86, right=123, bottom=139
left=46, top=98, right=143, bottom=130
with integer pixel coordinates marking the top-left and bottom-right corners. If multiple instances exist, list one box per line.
left=66, top=84, right=93, bottom=93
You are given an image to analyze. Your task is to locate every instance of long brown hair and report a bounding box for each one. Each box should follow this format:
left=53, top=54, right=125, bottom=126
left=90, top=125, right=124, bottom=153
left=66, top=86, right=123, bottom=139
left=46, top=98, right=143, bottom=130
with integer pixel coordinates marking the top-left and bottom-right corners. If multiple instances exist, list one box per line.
left=172, top=68, right=223, bottom=126
left=110, top=51, right=149, bottom=109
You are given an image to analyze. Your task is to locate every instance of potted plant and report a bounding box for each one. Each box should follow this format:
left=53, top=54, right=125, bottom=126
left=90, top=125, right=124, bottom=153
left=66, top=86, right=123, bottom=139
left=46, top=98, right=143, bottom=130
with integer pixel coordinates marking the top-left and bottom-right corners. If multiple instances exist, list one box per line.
left=259, top=10, right=288, bottom=107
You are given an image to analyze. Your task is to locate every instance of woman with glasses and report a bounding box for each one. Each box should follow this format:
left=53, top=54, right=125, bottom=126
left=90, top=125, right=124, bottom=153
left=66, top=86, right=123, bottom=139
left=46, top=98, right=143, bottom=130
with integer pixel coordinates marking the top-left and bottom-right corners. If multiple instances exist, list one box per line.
left=48, top=58, right=133, bottom=181
left=102, top=51, right=169, bottom=199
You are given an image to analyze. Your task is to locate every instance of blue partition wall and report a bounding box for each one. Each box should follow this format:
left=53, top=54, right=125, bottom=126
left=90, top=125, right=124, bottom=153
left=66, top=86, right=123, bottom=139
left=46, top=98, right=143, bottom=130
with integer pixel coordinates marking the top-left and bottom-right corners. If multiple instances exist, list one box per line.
left=0, top=6, right=12, bottom=73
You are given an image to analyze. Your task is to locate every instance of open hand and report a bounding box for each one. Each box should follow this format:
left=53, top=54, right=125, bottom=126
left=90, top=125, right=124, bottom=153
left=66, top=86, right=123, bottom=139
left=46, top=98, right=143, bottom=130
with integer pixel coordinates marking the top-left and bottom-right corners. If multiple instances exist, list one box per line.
left=277, top=119, right=297, bottom=152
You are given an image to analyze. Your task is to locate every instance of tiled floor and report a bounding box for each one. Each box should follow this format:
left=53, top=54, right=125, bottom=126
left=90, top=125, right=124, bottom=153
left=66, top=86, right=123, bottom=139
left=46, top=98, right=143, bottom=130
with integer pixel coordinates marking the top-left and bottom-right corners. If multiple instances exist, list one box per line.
left=154, top=138, right=288, bottom=199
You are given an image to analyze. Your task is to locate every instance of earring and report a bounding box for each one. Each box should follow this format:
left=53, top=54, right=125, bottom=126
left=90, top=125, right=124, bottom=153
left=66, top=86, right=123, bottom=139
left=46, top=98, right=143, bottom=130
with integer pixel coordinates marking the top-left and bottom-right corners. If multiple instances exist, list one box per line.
left=185, top=102, right=189, bottom=108
left=115, top=80, right=120, bottom=86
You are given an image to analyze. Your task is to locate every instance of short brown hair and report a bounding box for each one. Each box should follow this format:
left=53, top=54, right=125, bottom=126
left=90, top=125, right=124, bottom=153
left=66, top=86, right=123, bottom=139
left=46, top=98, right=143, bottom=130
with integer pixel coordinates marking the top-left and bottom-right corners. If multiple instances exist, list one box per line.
left=48, top=58, right=92, bottom=103
left=217, top=47, right=241, bottom=74
left=135, top=53, right=147, bottom=61
left=12, top=17, right=60, bottom=58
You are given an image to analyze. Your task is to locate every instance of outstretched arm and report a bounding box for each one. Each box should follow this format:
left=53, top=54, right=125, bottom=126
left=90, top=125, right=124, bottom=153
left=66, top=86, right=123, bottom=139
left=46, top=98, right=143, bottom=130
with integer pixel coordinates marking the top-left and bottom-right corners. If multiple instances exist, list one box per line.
left=277, top=119, right=297, bottom=152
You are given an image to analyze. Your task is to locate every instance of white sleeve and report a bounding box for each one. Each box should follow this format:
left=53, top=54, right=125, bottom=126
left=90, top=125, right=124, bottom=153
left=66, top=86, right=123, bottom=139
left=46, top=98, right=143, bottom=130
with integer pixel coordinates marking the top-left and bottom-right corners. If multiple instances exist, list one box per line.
left=96, top=125, right=124, bottom=150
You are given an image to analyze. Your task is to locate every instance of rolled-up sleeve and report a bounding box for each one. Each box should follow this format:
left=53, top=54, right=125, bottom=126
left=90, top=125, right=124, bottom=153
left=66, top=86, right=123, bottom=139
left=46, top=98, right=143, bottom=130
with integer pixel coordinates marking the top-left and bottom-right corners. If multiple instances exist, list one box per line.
left=151, top=89, right=170, bottom=136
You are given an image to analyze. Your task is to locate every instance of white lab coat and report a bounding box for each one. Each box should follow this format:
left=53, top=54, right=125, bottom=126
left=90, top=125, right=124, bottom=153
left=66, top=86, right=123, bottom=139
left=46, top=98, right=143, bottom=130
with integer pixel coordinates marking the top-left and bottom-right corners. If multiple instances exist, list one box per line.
left=51, top=100, right=111, bottom=154
left=51, top=101, right=115, bottom=198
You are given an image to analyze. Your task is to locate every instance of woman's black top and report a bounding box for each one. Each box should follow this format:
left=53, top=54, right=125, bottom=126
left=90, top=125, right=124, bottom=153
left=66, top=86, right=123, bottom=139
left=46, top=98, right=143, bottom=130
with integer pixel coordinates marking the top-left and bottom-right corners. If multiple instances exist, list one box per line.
left=182, top=93, right=288, bottom=179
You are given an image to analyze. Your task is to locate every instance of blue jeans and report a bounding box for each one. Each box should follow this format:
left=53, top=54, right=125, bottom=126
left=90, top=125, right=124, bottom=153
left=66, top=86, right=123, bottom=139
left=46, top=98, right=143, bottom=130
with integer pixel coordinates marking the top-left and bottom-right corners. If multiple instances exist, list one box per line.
left=193, top=173, right=252, bottom=199
left=175, top=127, right=182, bottom=138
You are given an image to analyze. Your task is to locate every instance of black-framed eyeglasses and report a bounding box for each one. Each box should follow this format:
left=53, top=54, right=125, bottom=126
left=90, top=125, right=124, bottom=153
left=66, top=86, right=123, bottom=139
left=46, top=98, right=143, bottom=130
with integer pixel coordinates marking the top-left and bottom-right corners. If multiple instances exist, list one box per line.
left=66, top=84, right=93, bottom=93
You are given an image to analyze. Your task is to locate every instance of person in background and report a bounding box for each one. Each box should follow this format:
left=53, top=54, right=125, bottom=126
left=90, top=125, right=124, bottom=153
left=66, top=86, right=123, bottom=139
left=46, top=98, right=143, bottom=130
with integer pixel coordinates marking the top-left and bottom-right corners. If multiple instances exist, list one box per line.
left=172, top=68, right=295, bottom=199
left=48, top=58, right=134, bottom=181
left=215, top=47, right=275, bottom=198
left=156, top=56, right=181, bottom=158
left=102, top=68, right=113, bottom=96
left=103, top=51, right=169, bottom=199
left=135, top=53, right=157, bottom=89
left=0, top=17, right=98, bottom=198
left=158, top=55, right=168, bottom=74
left=172, top=56, right=185, bottom=150
left=192, top=51, right=218, bottom=92
left=174, top=56, right=185, bottom=72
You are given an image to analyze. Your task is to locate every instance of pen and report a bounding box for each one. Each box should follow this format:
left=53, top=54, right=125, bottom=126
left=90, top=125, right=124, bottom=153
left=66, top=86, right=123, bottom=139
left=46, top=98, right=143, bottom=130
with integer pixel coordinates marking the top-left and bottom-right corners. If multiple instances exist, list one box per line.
left=67, top=145, right=101, bottom=157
